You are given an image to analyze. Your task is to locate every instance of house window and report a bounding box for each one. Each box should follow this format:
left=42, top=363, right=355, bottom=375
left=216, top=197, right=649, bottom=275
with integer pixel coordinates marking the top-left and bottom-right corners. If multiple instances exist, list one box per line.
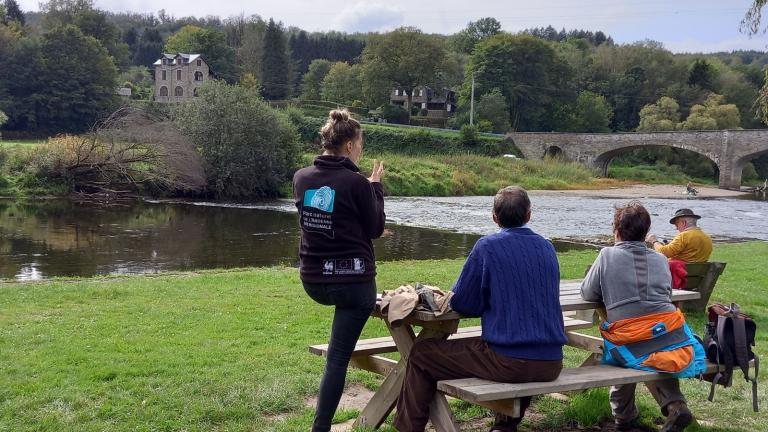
left=197, top=59, right=202, bottom=66
left=395, top=89, right=399, bottom=96
left=161, top=70, right=167, bottom=80
left=195, top=71, right=203, bottom=81
left=175, top=86, right=184, bottom=97
left=418, top=89, right=423, bottom=97
left=421, top=103, right=427, bottom=109
left=176, top=70, right=182, bottom=80
left=447, top=104, right=452, bottom=112
left=159, top=86, right=168, bottom=97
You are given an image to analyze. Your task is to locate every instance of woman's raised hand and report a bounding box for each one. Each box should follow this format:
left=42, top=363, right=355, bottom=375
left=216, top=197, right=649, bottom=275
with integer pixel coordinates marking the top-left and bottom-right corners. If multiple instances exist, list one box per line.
left=368, top=159, right=385, bottom=183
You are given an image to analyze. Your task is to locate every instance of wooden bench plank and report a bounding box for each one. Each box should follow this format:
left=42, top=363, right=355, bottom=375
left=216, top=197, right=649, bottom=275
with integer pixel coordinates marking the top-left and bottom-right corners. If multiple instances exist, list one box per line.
left=438, top=362, right=727, bottom=403
left=309, top=317, right=594, bottom=358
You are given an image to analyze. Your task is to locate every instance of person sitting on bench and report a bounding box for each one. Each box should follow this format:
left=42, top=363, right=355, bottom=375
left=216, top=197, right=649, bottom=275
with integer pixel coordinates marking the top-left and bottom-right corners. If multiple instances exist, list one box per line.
left=393, top=186, right=567, bottom=432
left=646, top=208, right=712, bottom=263
left=581, top=201, right=706, bottom=432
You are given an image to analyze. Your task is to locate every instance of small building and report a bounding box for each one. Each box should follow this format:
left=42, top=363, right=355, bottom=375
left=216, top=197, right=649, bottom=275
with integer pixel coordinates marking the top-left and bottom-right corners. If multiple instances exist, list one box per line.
left=390, top=86, right=457, bottom=118
left=153, top=53, right=212, bottom=103
left=115, top=87, right=132, bottom=98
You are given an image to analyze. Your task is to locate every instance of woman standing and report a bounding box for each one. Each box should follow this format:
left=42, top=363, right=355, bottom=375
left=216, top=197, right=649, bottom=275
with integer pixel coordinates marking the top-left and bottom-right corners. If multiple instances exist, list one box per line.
left=293, top=109, right=385, bottom=432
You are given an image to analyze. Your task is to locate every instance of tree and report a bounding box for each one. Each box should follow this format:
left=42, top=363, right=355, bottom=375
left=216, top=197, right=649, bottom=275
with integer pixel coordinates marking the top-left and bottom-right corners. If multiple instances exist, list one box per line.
left=320, top=62, right=362, bottom=104
left=360, top=27, right=446, bottom=111
left=475, top=90, right=510, bottom=133
left=3, top=0, right=24, bottom=25
left=239, top=72, right=260, bottom=90
left=301, top=59, right=332, bottom=101
left=260, top=19, right=291, bottom=100
left=132, top=28, right=163, bottom=67
left=73, top=9, right=131, bottom=69
left=38, top=25, right=119, bottom=133
left=236, top=17, right=267, bottom=80
left=637, top=96, right=680, bottom=132
left=680, top=93, right=740, bottom=130
left=742, top=1, right=768, bottom=35
left=464, top=33, right=571, bottom=131
left=40, top=0, right=130, bottom=69
left=165, top=25, right=237, bottom=82
left=174, top=81, right=299, bottom=198
left=0, top=110, right=7, bottom=138
left=687, top=59, right=718, bottom=91
left=450, top=17, right=502, bottom=54
left=561, top=91, right=613, bottom=133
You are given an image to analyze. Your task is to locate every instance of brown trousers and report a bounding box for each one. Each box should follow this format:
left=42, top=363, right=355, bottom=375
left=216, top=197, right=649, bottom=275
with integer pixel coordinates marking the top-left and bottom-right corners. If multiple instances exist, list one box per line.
left=393, top=338, right=563, bottom=432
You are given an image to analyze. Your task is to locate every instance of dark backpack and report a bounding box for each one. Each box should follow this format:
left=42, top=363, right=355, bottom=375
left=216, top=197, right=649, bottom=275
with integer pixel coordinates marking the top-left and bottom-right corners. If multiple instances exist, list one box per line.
left=703, top=303, right=760, bottom=412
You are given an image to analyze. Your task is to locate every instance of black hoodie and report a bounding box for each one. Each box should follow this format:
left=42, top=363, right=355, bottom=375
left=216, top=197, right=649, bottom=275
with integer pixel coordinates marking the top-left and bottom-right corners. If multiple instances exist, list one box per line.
left=292, top=155, right=385, bottom=283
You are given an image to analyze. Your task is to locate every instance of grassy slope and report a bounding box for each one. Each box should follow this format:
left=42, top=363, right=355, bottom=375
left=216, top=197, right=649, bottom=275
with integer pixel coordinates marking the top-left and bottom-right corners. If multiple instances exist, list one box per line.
left=301, top=153, right=627, bottom=196
left=1, top=242, right=765, bottom=431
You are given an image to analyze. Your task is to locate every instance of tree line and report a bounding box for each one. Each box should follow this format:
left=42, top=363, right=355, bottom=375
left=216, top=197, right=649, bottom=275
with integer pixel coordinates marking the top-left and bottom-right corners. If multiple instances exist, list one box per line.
left=2, top=1, right=768, bottom=140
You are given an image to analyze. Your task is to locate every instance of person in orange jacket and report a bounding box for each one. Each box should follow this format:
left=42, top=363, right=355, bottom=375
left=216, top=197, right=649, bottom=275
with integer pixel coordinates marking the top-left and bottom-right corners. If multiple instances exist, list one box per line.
left=582, top=202, right=705, bottom=432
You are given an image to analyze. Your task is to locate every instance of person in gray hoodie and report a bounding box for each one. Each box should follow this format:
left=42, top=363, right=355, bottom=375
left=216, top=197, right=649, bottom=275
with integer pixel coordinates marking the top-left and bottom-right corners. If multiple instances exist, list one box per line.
left=581, top=201, right=694, bottom=432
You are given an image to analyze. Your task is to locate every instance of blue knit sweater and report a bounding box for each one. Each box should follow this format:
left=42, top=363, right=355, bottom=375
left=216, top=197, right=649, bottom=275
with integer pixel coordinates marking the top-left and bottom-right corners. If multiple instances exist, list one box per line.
left=450, top=227, right=567, bottom=360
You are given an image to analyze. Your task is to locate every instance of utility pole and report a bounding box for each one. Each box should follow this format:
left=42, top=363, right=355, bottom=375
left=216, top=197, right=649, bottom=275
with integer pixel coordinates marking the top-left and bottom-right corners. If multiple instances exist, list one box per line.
left=469, top=72, right=476, bottom=126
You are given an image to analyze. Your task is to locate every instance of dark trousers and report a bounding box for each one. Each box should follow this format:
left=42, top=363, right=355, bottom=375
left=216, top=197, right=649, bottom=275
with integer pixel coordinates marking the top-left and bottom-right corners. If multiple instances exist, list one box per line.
left=393, top=338, right=563, bottom=432
left=303, top=281, right=377, bottom=432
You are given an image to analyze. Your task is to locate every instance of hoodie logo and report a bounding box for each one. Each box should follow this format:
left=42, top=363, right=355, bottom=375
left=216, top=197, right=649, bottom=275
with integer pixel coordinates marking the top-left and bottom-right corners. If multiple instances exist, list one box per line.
left=304, top=186, right=335, bottom=213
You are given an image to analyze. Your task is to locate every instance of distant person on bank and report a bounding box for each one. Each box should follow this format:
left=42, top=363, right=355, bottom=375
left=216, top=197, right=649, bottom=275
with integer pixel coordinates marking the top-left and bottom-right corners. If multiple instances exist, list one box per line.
left=293, top=109, right=386, bottom=432
left=394, top=186, right=566, bottom=432
left=646, top=208, right=712, bottom=263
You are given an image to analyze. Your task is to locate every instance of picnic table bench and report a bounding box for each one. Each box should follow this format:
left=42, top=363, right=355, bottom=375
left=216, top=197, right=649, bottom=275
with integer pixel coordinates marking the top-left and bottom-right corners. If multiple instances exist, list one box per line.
left=308, top=281, right=722, bottom=431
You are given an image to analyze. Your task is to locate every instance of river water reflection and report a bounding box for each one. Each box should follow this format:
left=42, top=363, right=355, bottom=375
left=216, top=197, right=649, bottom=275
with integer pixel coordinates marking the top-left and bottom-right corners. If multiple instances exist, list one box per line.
left=0, top=194, right=765, bottom=280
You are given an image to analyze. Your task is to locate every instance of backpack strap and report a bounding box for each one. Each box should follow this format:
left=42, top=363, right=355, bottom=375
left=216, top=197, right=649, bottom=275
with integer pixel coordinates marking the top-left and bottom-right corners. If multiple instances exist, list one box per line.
left=732, top=314, right=760, bottom=412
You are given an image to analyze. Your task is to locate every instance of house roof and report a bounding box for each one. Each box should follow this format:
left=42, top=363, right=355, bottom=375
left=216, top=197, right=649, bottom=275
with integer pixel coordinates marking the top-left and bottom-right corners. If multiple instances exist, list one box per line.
left=153, top=53, right=203, bottom=66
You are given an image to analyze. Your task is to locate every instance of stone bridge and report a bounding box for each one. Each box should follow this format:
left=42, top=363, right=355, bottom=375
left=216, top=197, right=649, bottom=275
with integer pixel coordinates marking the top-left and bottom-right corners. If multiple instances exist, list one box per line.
left=508, top=129, right=768, bottom=190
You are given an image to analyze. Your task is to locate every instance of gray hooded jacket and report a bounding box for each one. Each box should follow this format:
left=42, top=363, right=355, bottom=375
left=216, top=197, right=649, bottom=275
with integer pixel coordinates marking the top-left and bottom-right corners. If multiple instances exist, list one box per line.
left=580, top=241, right=675, bottom=323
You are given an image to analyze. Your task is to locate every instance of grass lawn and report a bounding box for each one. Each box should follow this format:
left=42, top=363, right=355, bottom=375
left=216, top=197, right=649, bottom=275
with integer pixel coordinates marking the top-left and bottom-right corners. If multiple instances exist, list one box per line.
left=0, top=139, right=45, bottom=148
left=0, top=243, right=766, bottom=431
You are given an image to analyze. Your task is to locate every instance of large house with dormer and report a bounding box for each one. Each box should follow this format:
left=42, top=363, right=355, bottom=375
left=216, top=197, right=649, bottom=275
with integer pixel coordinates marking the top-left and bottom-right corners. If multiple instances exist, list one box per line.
left=390, top=86, right=456, bottom=118
left=153, top=53, right=212, bottom=102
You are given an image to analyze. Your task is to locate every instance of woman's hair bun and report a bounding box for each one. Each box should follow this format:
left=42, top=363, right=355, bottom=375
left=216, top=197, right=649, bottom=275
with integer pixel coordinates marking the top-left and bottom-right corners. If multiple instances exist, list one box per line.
left=320, top=109, right=361, bottom=151
left=329, top=109, right=349, bottom=123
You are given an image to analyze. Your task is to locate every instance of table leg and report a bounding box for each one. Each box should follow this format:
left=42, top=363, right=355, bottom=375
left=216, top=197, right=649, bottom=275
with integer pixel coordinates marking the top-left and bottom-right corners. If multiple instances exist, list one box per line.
left=354, top=323, right=460, bottom=431
left=354, top=325, right=415, bottom=430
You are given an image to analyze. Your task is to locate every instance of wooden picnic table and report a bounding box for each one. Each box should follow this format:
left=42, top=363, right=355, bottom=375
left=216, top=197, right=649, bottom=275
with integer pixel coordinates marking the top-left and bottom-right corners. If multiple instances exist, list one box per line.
left=351, top=280, right=701, bottom=431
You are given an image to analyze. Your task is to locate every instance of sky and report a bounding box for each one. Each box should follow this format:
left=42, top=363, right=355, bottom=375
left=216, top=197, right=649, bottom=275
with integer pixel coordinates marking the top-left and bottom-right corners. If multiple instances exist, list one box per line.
left=17, top=0, right=768, bottom=53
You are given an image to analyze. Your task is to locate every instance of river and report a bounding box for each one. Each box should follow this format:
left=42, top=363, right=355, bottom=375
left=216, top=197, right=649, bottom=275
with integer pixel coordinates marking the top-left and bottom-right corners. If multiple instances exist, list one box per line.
left=0, top=193, right=765, bottom=280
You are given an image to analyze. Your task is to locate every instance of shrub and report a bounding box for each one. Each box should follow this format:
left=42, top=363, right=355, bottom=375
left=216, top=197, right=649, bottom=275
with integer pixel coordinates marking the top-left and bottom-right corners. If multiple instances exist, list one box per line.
left=381, top=104, right=410, bottom=124
left=175, top=81, right=300, bottom=199
left=460, top=124, right=480, bottom=146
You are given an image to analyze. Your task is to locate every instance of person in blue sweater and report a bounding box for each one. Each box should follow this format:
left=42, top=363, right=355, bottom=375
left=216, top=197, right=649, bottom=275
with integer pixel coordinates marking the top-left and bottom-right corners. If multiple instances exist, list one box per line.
left=393, top=186, right=567, bottom=432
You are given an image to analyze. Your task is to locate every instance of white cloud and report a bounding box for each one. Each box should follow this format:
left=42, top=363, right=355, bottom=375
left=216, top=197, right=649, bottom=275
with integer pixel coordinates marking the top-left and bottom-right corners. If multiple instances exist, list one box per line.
left=334, top=2, right=404, bottom=33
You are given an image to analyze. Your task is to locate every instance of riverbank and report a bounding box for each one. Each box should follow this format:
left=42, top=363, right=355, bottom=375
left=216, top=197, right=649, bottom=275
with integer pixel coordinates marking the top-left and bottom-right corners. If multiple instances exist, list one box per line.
left=531, top=184, right=749, bottom=199
left=1, top=242, right=765, bottom=431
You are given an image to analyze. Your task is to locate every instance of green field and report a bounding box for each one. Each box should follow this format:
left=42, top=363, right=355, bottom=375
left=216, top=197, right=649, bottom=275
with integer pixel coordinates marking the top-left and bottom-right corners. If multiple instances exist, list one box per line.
left=1, top=242, right=765, bottom=431
left=0, top=139, right=44, bottom=148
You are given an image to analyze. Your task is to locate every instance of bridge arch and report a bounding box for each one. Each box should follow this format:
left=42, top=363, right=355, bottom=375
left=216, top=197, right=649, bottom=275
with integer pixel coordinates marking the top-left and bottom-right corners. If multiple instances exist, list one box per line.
left=509, top=130, right=768, bottom=190
left=592, top=144, right=718, bottom=178
left=544, top=145, right=565, bottom=159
